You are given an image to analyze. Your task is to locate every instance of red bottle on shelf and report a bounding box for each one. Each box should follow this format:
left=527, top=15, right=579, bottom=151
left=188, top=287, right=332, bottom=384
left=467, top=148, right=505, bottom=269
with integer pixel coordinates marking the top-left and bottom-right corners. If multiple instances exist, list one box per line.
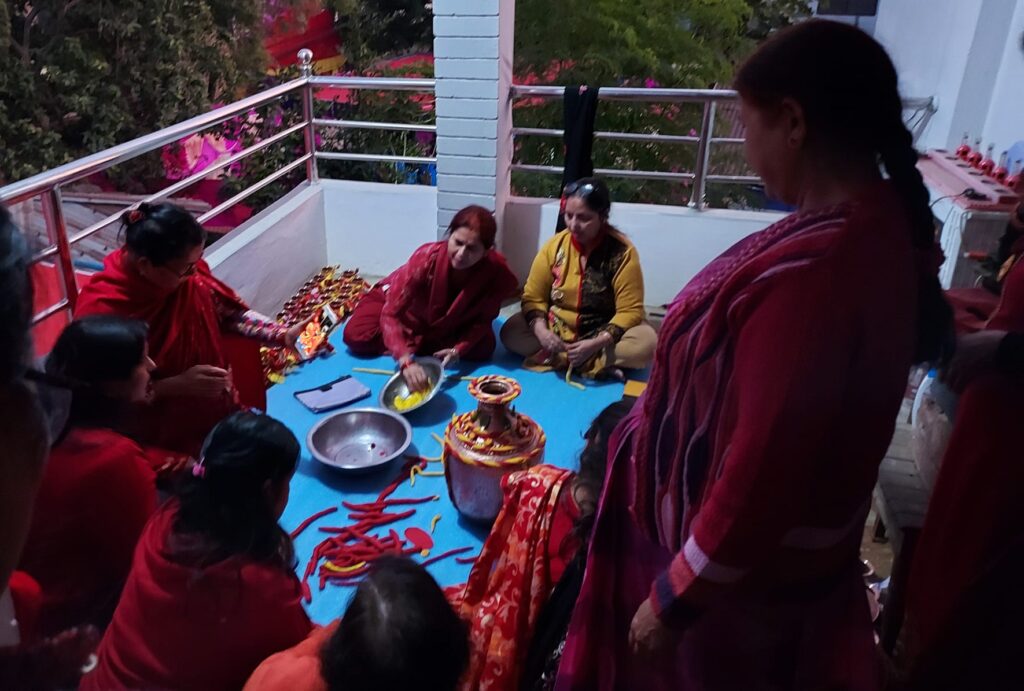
left=1005, top=161, right=1022, bottom=193
left=967, top=139, right=985, bottom=169
left=992, top=151, right=1010, bottom=184
left=955, top=133, right=972, bottom=160
left=979, top=145, right=997, bottom=176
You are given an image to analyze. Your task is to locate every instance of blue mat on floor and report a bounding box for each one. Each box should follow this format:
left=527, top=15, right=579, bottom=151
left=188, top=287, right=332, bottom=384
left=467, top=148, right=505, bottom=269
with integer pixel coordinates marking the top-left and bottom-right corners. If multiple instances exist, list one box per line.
left=269, top=320, right=636, bottom=625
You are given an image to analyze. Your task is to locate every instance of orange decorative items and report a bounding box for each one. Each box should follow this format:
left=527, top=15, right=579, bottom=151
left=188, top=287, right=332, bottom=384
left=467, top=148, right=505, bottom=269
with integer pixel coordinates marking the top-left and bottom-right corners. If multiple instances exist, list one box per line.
left=262, top=267, right=369, bottom=384
left=443, top=376, right=546, bottom=522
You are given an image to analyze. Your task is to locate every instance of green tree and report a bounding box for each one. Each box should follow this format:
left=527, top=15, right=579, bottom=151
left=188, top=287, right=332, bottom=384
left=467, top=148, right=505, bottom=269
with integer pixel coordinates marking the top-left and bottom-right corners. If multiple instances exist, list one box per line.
left=1, top=0, right=299, bottom=184
left=324, top=0, right=432, bottom=70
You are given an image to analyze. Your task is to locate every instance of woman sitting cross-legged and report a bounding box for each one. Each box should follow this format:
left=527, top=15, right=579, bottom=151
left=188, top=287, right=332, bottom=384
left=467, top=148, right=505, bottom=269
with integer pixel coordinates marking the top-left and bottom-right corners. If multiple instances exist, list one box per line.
left=80, top=411, right=312, bottom=691
left=18, top=316, right=159, bottom=637
left=500, top=178, right=656, bottom=380
left=343, top=205, right=519, bottom=393
left=75, top=203, right=313, bottom=456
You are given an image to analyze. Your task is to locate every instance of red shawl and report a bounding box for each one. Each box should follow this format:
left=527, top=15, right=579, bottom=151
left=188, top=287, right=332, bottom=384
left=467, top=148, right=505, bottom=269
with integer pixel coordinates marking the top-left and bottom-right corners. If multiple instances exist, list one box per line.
left=453, top=464, right=577, bottom=691
left=556, top=185, right=924, bottom=691
left=75, top=249, right=264, bottom=454
left=380, top=242, right=519, bottom=359
left=629, top=185, right=927, bottom=551
left=81, top=503, right=312, bottom=691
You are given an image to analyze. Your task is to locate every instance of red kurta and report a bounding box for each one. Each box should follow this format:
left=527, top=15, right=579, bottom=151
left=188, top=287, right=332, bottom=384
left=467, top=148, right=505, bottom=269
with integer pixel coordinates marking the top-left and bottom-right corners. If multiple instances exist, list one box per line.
left=906, top=254, right=1024, bottom=655
left=81, top=503, right=312, bottom=691
left=558, top=183, right=927, bottom=690
left=343, top=242, right=519, bottom=360
left=75, top=249, right=264, bottom=456
left=18, top=427, right=156, bottom=636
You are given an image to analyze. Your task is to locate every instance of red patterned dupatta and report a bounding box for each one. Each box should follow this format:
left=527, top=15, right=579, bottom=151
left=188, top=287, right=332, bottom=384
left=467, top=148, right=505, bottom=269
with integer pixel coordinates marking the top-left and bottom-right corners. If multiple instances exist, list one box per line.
left=453, top=464, right=574, bottom=691
left=629, top=202, right=860, bottom=550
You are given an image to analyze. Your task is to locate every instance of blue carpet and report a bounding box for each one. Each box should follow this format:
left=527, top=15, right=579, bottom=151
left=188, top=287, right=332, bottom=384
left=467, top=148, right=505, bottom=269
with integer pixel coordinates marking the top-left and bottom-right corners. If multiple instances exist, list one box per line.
left=269, top=321, right=632, bottom=624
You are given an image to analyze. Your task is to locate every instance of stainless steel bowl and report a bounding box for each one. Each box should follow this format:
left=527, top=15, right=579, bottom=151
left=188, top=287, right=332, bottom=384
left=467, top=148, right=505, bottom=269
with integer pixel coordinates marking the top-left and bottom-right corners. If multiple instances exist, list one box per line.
left=306, top=407, right=412, bottom=473
left=378, top=356, right=445, bottom=414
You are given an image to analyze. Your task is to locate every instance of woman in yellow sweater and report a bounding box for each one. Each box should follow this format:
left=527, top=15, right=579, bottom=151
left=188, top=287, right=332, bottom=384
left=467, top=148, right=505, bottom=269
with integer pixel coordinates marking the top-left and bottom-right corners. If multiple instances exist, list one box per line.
left=501, top=178, right=657, bottom=378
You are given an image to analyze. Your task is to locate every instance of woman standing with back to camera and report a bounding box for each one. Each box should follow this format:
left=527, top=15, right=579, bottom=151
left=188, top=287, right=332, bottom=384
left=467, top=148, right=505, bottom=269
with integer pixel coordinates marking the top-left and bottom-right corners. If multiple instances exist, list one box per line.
left=554, top=20, right=953, bottom=691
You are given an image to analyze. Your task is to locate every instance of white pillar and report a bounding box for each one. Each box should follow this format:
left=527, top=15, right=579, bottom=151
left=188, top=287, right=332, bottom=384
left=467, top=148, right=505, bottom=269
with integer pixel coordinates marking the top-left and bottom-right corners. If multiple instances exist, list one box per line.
left=432, top=0, right=515, bottom=238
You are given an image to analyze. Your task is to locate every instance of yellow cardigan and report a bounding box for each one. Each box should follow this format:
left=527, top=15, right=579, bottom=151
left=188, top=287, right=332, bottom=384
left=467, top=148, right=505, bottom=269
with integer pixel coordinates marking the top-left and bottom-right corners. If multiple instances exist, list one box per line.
left=521, top=229, right=645, bottom=343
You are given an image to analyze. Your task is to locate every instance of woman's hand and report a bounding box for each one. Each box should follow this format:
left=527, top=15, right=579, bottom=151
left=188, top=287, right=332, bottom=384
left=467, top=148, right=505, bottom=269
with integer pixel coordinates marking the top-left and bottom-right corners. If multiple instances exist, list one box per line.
left=434, top=348, right=460, bottom=369
left=566, top=334, right=611, bottom=368
left=628, top=599, right=674, bottom=660
left=285, top=318, right=312, bottom=349
left=155, top=365, right=230, bottom=399
left=401, top=360, right=431, bottom=393
left=942, top=329, right=1006, bottom=392
left=532, top=320, right=565, bottom=354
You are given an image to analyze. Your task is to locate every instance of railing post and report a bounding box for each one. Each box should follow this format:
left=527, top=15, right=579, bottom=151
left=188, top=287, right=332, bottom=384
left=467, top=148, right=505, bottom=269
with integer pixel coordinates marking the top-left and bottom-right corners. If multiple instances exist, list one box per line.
left=41, top=186, right=78, bottom=315
left=298, top=48, right=319, bottom=184
left=689, top=100, right=715, bottom=210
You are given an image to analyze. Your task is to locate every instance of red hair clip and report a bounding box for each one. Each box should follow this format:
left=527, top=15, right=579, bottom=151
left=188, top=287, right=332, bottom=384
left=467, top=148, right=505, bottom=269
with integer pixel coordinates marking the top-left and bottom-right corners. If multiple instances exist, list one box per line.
left=126, top=208, right=143, bottom=224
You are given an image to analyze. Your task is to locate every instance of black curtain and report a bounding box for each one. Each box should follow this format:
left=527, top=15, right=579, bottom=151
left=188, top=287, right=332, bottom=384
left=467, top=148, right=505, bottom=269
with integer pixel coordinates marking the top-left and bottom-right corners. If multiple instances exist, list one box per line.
left=556, top=86, right=600, bottom=231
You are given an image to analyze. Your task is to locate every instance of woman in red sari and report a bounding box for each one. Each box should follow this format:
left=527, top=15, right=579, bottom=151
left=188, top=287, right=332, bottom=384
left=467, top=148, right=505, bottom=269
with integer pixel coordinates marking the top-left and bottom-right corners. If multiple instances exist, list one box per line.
left=343, top=205, right=519, bottom=392
left=18, top=316, right=158, bottom=636
left=555, top=21, right=953, bottom=691
left=81, top=411, right=312, bottom=691
left=75, top=202, right=307, bottom=456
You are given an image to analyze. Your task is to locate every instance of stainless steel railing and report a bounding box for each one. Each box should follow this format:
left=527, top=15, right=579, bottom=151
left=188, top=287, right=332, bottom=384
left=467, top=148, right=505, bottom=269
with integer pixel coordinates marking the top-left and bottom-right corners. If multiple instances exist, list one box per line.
left=0, top=51, right=435, bottom=326
left=509, top=84, right=937, bottom=210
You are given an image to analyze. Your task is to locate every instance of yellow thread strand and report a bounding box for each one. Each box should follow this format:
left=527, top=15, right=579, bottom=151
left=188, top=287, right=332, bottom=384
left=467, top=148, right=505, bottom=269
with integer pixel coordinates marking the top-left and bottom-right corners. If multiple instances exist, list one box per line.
left=352, top=367, right=395, bottom=376
left=565, top=367, right=586, bottom=391
left=420, top=549, right=430, bottom=557
left=323, top=561, right=366, bottom=573
left=409, top=465, right=418, bottom=487
left=419, top=470, right=445, bottom=477
left=430, top=514, right=442, bottom=533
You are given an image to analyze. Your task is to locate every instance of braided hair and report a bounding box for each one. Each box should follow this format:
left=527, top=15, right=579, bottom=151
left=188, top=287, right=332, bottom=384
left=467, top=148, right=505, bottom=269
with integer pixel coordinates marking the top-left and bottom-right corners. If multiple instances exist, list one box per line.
left=735, top=19, right=954, bottom=365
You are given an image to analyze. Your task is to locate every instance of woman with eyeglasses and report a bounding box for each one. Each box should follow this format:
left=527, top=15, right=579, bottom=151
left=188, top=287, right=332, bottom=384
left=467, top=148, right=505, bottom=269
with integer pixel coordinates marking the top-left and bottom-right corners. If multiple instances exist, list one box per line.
left=500, top=177, right=656, bottom=379
left=75, top=202, right=306, bottom=456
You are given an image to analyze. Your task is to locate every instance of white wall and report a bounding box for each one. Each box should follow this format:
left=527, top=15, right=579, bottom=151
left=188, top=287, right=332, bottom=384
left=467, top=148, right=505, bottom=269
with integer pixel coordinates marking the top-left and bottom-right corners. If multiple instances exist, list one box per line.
left=206, top=183, right=327, bottom=315
left=982, top=1, right=1024, bottom=155
left=875, top=0, right=1023, bottom=153
left=321, top=179, right=439, bottom=277
left=502, top=197, right=784, bottom=307
left=875, top=0, right=984, bottom=150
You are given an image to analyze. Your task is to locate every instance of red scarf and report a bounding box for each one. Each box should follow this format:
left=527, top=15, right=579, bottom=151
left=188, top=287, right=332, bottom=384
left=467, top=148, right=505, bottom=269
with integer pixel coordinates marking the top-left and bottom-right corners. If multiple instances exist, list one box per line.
left=382, top=242, right=518, bottom=355
left=452, top=465, right=575, bottom=691
left=75, top=249, right=259, bottom=454
left=629, top=184, right=939, bottom=552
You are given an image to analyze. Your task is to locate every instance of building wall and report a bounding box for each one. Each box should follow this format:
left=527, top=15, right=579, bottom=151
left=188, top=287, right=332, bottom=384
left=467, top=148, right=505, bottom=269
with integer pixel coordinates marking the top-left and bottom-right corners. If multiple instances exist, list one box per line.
left=320, top=179, right=439, bottom=277
left=982, top=2, right=1024, bottom=157
left=875, top=0, right=983, bottom=150
left=875, top=0, right=1023, bottom=153
left=206, top=184, right=327, bottom=315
